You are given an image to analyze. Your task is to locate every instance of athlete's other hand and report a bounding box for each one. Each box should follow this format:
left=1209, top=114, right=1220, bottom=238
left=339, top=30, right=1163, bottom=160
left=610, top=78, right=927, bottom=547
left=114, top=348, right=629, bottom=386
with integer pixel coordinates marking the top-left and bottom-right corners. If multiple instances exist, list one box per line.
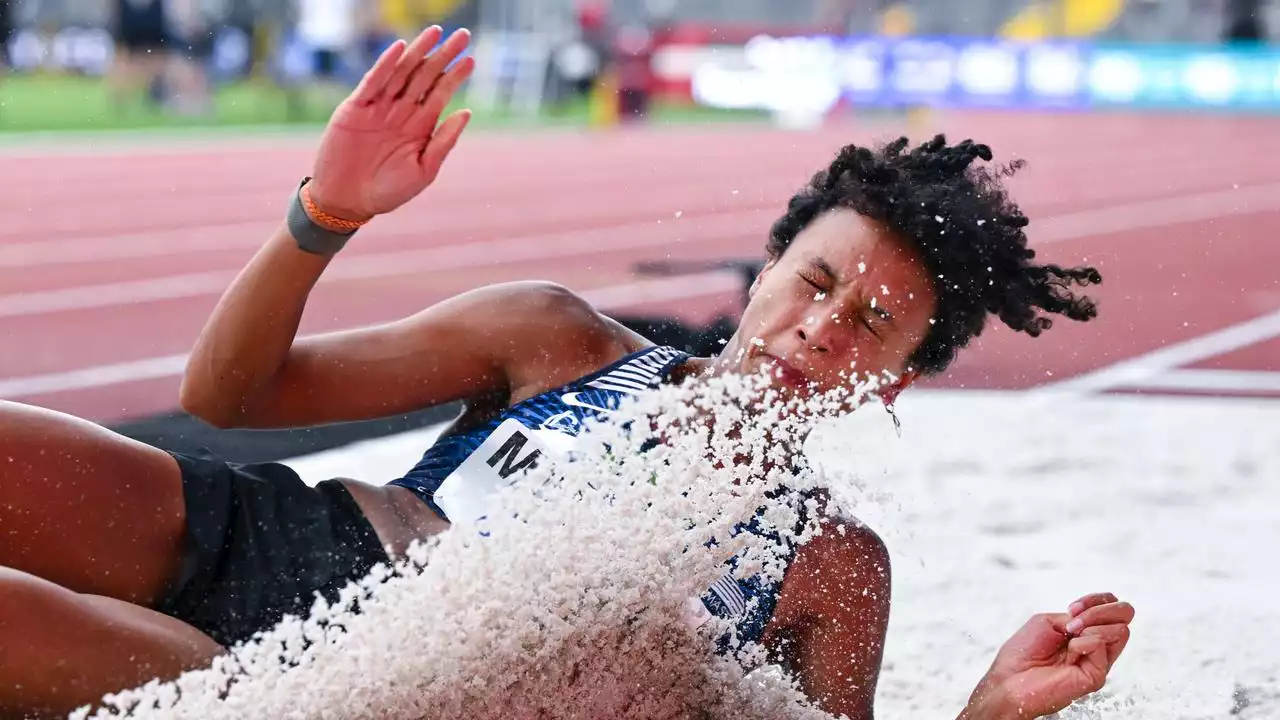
left=307, top=26, right=475, bottom=223
left=961, top=593, right=1134, bottom=719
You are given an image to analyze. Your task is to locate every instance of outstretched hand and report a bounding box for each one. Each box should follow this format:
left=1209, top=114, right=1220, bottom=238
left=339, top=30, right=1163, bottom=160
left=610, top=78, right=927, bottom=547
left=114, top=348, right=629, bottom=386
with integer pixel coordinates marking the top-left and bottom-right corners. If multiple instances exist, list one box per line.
left=306, top=26, right=475, bottom=223
left=965, top=593, right=1135, bottom=719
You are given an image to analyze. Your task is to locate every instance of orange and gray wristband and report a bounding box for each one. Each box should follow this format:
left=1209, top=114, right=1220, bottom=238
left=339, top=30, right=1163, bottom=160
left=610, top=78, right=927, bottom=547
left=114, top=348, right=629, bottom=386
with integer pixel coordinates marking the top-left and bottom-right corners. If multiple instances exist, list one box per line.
left=286, top=177, right=370, bottom=256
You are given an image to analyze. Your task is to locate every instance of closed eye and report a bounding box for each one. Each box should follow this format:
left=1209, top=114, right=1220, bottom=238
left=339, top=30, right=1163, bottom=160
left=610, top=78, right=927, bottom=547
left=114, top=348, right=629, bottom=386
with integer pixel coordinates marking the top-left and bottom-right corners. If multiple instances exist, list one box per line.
left=860, top=313, right=884, bottom=339
left=862, top=306, right=894, bottom=339
left=799, top=273, right=828, bottom=292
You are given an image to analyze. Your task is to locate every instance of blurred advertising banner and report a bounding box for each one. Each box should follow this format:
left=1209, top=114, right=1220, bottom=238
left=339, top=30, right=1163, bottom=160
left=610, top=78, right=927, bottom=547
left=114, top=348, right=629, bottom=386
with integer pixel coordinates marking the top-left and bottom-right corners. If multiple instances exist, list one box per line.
left=678, top=33, right=1280, bottom=114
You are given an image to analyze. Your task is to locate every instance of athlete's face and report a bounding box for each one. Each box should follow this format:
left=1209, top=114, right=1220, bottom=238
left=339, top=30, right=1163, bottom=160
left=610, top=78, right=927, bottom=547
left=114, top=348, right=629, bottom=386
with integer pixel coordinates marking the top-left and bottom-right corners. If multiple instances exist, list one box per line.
left=724, top=208, right=938, bottom=400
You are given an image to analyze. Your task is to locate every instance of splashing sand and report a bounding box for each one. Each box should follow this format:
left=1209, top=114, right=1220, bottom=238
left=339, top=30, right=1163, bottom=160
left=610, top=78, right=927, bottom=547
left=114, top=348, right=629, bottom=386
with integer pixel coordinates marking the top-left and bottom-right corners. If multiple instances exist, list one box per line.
left=73, top=379, right=1280, bottom=719
left=77, top=372, right=885, bottom=720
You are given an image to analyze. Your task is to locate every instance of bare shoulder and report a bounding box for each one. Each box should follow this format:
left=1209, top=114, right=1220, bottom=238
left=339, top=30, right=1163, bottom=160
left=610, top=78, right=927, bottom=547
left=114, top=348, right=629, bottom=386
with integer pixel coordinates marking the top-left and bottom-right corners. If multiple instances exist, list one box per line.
left=471, top=280, right=645, bottom=400
left=815, top=517, right=891, bottom=583
left=505, top=281, right=652, bottom=352
left=462, top=279, right=594, bottom=315
left=781, top=488, right=892, bottom=579
left=460, top=280, right=612, bottom=338
left=770, top=514, right=892, bottom=630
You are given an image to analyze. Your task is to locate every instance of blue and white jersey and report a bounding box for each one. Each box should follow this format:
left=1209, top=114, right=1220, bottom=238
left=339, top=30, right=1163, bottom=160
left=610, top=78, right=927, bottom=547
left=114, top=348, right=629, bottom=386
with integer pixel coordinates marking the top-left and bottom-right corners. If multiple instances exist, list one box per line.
left=388, top=345, right=802, bottom=649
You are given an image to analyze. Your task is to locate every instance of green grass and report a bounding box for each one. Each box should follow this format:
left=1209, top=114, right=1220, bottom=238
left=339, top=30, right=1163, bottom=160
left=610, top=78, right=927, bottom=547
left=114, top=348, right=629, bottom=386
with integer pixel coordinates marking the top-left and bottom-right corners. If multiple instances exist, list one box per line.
left=0, top=73, right=767, bottom=135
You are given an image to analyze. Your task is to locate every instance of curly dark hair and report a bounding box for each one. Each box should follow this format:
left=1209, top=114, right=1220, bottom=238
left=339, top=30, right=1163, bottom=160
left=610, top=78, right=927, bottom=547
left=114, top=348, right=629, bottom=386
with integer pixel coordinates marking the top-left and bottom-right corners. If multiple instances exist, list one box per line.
left=766, top=134, right=1101, bottom=376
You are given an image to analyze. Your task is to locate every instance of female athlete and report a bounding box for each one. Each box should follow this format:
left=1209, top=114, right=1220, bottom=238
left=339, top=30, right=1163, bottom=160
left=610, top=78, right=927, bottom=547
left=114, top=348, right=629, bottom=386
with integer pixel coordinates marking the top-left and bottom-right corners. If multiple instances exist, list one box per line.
left=0, top=26, right=1133, bottom=720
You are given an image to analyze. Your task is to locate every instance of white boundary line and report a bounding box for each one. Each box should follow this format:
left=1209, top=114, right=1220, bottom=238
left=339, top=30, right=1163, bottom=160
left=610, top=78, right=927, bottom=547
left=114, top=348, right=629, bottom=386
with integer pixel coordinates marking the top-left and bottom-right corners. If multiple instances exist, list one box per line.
left=0, top=210, right=773, bottom=319
left=0, top=354, right=190, bottom=399
left=1031, top=308, right=1280, bottom=397
left=0, top=221, right=271, bottom=268
left=1126, top=368, right=1280, bottom=394
left=3, top=175, right=1269, bottom=271
left=0, top=173, right=758, bottom=268
left=6, top=182, right=1280, bottom=398
left=4, top=181, right=1279, bottom=318
left=1027, top=181, right=1280, bottom=244
left=0, top=272, right=739, bottom=399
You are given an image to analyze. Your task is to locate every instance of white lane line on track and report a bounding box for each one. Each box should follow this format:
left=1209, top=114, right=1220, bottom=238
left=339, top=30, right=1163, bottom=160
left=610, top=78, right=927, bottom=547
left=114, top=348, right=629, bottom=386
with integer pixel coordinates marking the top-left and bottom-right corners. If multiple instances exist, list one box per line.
left=0, top=210, right=776, bottom=318
left=3, top=182, right=1278, bottom=319
left=6, top=182, right=1279, bottom=399
left=5, top=179, right=1279, bottom=269
left=1125, top=368, right=1280, bottom=394
left=1031, top=308, right=1280, bottom=397
left=0, top=272, right=740, bottom=399
left=1027, top=181, right=1280, bottom=243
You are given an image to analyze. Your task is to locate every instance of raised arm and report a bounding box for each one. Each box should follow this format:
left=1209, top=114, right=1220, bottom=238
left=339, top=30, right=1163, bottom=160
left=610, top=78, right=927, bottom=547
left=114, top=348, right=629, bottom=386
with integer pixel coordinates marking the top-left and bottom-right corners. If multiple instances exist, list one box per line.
left=182, top=273, right=593, bottom=429
left=181, top=27, right=488, bottom=428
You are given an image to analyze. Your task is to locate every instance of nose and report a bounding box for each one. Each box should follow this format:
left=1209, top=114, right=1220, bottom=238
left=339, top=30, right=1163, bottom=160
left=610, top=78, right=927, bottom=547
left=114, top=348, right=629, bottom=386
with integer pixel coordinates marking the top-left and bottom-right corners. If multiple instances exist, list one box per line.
left=795, top=323, right=831, bottom=354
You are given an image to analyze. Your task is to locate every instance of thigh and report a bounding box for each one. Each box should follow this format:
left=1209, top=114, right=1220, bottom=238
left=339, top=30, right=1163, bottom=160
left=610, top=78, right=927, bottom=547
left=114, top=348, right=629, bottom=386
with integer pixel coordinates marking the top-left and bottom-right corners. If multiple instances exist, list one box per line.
left=0, top=401, right=187, bottom=606
left=0, top=566, right=223, bottom=719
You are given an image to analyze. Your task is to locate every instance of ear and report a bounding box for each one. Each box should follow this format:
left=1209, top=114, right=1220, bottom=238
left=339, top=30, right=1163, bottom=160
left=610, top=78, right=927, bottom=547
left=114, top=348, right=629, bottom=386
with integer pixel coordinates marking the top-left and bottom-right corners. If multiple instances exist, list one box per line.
left=880, top=370, right=918, bottom=407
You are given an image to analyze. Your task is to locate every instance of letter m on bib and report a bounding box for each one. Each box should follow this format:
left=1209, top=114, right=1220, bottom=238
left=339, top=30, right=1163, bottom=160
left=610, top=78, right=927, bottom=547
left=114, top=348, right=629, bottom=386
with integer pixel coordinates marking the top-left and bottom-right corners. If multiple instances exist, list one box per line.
left=486, top=431, right=542, bottom=479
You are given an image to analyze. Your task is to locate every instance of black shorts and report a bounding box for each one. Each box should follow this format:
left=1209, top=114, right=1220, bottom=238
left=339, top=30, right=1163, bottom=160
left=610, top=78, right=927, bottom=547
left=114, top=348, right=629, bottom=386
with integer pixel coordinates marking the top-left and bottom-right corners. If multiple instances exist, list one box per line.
left=157, top=450, right=390, bottom=648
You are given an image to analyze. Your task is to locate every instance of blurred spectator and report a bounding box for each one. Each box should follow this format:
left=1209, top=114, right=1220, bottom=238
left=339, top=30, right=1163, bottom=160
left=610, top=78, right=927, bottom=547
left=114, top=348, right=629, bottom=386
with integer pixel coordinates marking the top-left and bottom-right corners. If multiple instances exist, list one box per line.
left=296, top=0, right=360, bottom=95
left=379, top=0, right=436, bottom=35
left=614, top=22, right=653, bottom=121
left=575, top=0, right=611, bottom=97
left=0, top=0, right=11, bottom=71
left=109, top=0, right=171, bottom=112
left=165, top=0, right=214, bottom=116
left=545, top=0, right=611, bottom=115
left=222, top=0, right=265, bottom=77
left=814, top=0, right=859, bottom=31
left=358, top=2, right=396, bottom=67
left=1225, top=0, right=1268, bottom=42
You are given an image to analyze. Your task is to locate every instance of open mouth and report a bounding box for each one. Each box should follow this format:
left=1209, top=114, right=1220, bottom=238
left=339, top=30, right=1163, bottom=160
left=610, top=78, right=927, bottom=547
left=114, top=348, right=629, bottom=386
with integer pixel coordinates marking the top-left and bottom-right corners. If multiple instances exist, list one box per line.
left=761, top=354, right=810, bottom=389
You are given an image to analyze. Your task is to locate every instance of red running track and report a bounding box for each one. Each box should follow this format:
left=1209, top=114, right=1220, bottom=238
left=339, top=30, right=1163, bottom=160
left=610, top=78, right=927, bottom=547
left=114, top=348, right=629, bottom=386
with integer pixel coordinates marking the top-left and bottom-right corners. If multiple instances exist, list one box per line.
left=2, top=110, right=1279, bottom=424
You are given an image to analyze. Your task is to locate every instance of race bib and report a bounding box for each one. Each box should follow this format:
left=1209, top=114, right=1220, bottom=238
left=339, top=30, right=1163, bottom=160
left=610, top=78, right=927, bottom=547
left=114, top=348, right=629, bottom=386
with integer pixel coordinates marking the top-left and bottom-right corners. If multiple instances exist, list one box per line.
left=433, top=418, right=577, bottom=525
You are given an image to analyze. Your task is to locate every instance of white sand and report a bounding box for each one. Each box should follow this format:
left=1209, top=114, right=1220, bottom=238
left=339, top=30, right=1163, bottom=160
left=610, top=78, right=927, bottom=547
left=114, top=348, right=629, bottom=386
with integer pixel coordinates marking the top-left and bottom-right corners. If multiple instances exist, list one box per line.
left=282, top=389, right=1280, bottom=719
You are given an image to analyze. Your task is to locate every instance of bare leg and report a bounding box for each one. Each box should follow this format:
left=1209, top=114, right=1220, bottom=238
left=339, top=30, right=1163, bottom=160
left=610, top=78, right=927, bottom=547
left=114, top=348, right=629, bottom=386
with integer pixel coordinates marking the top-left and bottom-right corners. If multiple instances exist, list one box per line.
left=0, top=401, right=188, bottom=606
left=0, top=567, right=224, bottom=719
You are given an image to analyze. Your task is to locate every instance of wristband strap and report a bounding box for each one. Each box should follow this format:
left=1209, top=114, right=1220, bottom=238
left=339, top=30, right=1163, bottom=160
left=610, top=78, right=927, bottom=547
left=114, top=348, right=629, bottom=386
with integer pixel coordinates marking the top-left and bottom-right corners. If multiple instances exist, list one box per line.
left=286, top=177, right=364, bottom=256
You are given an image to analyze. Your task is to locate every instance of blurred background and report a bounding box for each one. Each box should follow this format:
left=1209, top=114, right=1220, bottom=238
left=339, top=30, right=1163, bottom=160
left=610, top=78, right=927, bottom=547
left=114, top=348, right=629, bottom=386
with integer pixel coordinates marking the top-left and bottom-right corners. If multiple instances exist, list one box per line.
left=4, top=5, right=1279, bottom=716
left=1, top=0, right=1276, bottom=131
left=1, top=0, right=1278, bottom=460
